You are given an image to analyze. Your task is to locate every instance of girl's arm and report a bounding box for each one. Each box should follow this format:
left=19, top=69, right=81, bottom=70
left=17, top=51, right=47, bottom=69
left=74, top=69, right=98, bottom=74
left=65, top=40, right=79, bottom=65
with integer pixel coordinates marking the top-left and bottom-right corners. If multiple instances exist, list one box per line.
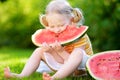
left=52, top=47, right=83, bottom=79
left=51, top=41, right=70, bottom=61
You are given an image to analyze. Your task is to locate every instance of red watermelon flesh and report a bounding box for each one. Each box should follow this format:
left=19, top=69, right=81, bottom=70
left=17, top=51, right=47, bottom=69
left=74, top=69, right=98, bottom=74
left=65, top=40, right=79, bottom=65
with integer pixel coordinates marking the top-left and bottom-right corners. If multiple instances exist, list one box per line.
left=86, top=50, right=120, bottom=80
left=32, top=25, right=88, bottom=46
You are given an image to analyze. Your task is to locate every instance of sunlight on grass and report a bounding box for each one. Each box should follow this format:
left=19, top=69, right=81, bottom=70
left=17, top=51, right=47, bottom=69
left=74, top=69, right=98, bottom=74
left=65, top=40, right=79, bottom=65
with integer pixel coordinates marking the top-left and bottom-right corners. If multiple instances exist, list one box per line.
left=0, top=58, right=27, bottom=65
left=0, top=47, right=33, bottom=80
left=0, top=47, right=94, bottom=80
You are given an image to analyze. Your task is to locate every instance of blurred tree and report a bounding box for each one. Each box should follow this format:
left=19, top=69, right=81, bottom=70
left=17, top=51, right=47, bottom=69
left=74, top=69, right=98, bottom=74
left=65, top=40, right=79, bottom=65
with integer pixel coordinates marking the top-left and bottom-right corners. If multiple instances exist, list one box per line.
left=0, top=0, right=120, bottom=52
left=69, top=0, right=120, bottom=52
left=0, top=0, right=49, bottom=48
left=97, top=0, right=120, bottom=51
left=0, top=0, right=7, bottom=3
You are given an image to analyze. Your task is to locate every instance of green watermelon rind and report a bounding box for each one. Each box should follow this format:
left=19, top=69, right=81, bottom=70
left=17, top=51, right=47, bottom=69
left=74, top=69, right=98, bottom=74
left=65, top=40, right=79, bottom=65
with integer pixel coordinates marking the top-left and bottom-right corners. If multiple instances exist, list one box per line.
left=32, top=29, right=43, bottom=46
left=32, top=26, right=88, bottom=47
left=86, top=50, right=120, bottom=80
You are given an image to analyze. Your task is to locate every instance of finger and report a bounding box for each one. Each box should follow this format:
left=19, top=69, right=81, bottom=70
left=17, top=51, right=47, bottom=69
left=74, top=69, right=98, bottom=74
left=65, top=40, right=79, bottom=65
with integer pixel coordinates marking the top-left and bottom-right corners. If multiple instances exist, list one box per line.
left=45, top=43, right=52, bottom=49
left=52, top=41, right=57, bottom=46
left=4, top=66, right=10, bottom=71
left=42, top=72, right=47, bottom=78
left=43, top=72, right=46, bottom=76
left=50, top=43, right=55, bottom=48
left=42, top=43, right=49, bottom=49
left=44, top=42, right=48, bottom=47
left=57, top=41, right=61, bottom=46
left=41, top=43, right=46, bottom=50
left=43, top=72, right=51, bottom=80
left=42, top=42, right=46, bottom=47
left=46, top=73, right=50, bottom=77
left=55, top=40, right=60, bottom=45
left=54, top=40, right=60, bottom=46
left=55, top=40, right=58, bottom=43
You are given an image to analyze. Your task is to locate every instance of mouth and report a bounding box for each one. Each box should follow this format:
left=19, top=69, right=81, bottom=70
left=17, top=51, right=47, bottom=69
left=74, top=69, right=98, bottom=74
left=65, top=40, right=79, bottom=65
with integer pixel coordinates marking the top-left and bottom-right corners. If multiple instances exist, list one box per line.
left=55, top=30, right=63, bottom=34
left=55, top=31, right=62, bottom=33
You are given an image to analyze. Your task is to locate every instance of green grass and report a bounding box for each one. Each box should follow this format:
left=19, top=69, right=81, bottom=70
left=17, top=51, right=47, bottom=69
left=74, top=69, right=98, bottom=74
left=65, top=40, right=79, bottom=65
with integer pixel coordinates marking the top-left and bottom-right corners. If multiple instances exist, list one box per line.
left=0, top=47, right=94, bottom=80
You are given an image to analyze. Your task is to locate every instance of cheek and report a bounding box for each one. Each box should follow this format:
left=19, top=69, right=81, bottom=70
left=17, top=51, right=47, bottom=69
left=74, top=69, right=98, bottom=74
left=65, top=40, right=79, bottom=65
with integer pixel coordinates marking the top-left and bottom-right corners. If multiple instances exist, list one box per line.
left=46, top=27, right=52, bottom=31
left=48, top=28, right=54, bottom=31
left=49, top=28, right=56, bottom=32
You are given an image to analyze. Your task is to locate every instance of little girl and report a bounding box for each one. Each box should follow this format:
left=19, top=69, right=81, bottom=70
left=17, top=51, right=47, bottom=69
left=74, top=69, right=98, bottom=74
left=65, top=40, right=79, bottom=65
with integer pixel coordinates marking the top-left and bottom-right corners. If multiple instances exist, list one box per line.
left=4, top=0, right=93, bottom=80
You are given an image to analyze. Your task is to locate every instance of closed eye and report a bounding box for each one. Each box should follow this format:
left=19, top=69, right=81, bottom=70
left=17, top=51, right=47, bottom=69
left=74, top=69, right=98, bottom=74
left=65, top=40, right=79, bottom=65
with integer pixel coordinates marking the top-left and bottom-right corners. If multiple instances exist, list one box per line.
left=58, top=24, right=65, bottom=27
left=50, top=26, right=54, bottom=28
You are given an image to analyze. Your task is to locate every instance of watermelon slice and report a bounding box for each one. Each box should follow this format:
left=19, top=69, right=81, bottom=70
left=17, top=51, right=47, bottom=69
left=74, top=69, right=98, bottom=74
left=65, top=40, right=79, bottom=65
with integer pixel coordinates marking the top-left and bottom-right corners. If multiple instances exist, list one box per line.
left=32, top=25, right=88, bottom=46
left=86, top=50, right=120, bottom=80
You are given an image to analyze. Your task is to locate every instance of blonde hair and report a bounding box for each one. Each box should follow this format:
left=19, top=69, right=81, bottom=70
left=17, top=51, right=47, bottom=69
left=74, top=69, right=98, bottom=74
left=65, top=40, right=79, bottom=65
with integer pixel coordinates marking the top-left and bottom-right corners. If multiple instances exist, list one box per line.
left=46, top=0, right=73, bottom=18
left=41, top=0, right=84, bottom=26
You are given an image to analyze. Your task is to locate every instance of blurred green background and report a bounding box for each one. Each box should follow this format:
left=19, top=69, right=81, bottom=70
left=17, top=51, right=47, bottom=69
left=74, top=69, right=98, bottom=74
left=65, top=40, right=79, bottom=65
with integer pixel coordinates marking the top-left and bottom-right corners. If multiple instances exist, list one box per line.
left=0, top=0, right=120, bottom=52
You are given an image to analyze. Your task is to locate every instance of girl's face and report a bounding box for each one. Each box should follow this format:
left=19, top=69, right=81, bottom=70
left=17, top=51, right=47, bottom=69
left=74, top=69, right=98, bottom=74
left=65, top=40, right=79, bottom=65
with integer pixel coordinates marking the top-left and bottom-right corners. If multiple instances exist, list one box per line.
left=46, top=13, right=71, bottom=33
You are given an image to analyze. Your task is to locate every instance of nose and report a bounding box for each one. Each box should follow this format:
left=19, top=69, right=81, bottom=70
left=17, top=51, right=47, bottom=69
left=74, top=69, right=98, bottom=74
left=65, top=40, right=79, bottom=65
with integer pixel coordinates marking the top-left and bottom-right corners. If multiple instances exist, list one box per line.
left=55, top=28, right=61, bottom=33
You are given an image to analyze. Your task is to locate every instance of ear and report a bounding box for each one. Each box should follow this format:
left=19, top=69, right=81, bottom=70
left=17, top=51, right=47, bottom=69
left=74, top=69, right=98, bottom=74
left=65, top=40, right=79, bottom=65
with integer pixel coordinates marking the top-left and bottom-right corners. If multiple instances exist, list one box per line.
left=72, top=8, right=82, bottom=23
left=39, top=15, right=48, bottom=27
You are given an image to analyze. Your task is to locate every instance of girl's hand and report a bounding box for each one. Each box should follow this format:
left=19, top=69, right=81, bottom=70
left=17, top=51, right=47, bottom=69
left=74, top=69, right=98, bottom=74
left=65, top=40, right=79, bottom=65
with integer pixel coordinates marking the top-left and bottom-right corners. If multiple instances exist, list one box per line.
left=51, top=41, right=64, bottom=52
left=41, top=42, right=53, bottom=53
left=42, top=72, right=53, bottom=80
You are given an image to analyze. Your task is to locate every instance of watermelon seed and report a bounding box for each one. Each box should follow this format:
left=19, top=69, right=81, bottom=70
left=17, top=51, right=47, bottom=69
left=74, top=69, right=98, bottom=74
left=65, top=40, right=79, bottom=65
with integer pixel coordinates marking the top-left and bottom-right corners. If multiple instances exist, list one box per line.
left=103, top=59, right=106, bottom=61
left=91, top=59, right=94, bottom=62
left=55, top=35, right=59, bottom=37
left=99, top=59, right=106, bottom=61
left=116, top=57, right=119, bottom=60
left=119, top=62, right=120, bottom=69
left=97, top=63, right=101, bottom=66
left=108, top=59, right=111, bottom=61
